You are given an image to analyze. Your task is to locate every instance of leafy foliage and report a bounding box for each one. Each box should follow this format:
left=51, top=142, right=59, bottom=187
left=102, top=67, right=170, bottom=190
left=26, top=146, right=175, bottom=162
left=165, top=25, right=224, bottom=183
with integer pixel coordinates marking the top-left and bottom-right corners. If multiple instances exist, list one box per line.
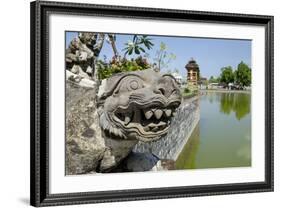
left=97, top=56, right=150, bottom=80
left=184, top=87, right=190, bottom=93
left=96, top=35, right=154, bottom=80
left=234, top=61, right=251, bottom=88
left=220, top=66, right=235, bottom=85
left=212, top=62, right=251, bottom=89
left=220, top=93, right=251, bottom=120
left=123, top=35, right=154, bottom=56
left=209, top=76, right=220, bottom=83
left=153, top=42, right=176, bottom=71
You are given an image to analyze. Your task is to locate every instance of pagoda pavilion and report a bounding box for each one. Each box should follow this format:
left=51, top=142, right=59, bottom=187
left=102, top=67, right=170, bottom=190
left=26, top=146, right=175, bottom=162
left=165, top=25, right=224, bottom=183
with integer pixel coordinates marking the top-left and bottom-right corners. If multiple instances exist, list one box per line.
left=185, top=58, right=200, bottom=86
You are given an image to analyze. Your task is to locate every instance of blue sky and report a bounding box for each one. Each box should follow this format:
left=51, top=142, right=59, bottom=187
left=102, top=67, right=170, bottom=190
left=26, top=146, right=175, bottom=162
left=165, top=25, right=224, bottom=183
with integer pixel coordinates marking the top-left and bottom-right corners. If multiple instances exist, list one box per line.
left=66, top=32, right=251, bottom=79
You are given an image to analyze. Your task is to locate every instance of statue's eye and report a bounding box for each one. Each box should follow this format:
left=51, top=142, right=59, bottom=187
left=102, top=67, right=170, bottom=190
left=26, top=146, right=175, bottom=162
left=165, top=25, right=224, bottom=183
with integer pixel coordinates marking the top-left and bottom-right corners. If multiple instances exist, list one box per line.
left=114, top=76, right=144, bottom=94
left=128, top=80, right=140, bottom=90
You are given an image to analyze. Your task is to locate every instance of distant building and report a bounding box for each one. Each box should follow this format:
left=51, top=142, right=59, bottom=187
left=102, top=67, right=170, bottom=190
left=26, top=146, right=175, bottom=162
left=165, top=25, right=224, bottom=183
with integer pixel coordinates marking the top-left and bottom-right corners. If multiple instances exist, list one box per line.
left=185, top=58, right=200, bottom=86
left=199, top=77, right=207, bottom=84
left=198, top=77, right=207, bottom=89
left=208, top=82, right=220, bottom=90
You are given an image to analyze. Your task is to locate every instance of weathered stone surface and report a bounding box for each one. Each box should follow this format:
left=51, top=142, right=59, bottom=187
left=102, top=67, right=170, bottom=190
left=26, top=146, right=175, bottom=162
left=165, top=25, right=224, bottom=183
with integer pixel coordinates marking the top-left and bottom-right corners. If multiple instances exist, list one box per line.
left=65, top=36, right=94, bottom=76
left=66, top=32, right=106, bottom=81
left=125, top=152, right=161, bottom=172
left=115, top=152, right=175, bottom=172
left=99, top=138, right=138, bottom=172
left=134, top=96, right=200, bottom=160
left=66, top=81, right=97, bottom=138
left=66, top=135, right=105, bottom=174
left=65, top=80, right=135, bottom=174
left=65, top=80, right=104, bottom=174
left=97, top=69, right=182, bottom=142
left=66, top=70, right=96, bottom=89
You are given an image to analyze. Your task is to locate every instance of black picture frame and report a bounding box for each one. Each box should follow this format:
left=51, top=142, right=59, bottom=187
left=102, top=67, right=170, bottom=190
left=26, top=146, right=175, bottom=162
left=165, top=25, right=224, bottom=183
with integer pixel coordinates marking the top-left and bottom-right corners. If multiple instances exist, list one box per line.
left=30, top=0, right=274, bottom=207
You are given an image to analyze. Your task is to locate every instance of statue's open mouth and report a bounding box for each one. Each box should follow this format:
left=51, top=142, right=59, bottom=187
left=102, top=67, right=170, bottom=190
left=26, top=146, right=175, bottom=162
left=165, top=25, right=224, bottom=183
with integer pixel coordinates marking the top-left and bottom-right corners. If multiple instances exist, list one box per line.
left=112, top=101, right=180, bottom=140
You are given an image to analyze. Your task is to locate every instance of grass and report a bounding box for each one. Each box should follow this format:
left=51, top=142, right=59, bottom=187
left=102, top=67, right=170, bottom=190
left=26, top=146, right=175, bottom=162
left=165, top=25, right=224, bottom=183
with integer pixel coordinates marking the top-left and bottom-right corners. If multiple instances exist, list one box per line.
left=181, top=86, right=198, bottom=99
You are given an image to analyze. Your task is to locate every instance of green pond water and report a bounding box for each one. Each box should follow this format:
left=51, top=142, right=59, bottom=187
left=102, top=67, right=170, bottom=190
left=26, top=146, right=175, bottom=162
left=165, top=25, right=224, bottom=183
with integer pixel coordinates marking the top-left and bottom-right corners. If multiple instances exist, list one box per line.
left=175, top=92, right=251, bottom=169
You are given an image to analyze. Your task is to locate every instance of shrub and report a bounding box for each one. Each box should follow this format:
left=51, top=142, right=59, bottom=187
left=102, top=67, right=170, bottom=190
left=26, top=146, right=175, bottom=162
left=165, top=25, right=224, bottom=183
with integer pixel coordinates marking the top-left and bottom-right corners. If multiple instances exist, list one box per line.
left=97, top=56, right=150, bottom=80
left=184, top=87, right=190, bottom=94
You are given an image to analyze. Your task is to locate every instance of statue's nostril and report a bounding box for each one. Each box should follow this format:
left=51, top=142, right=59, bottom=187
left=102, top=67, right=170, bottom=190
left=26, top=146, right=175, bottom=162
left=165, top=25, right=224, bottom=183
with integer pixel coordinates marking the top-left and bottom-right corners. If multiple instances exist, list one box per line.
left=154, top=87, right=165, bottom=95
left=158, top=88, right=165, bottom=96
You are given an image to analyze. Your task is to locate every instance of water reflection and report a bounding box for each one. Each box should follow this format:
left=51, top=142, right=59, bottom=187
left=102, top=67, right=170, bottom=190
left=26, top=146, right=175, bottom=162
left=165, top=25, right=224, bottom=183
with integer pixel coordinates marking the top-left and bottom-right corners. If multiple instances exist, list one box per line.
left=175, top=92, right=251, bottom=169
left=220, top=93, right=251, bottom=120
left=236, top=134, right=251, bottom=161
left=175, top=124, right=200, bottom=169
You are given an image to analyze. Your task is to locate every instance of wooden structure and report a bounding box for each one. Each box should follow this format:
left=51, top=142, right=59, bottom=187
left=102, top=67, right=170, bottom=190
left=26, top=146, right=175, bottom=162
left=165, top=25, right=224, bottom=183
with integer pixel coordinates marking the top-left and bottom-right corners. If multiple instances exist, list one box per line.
left=185, top=58, right=200, bottom=86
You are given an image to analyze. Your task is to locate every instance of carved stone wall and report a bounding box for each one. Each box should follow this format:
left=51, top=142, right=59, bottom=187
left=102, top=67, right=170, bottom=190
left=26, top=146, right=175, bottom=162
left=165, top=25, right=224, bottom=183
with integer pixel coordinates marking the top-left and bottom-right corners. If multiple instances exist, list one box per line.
left=134, top=96, right=200, bottom=160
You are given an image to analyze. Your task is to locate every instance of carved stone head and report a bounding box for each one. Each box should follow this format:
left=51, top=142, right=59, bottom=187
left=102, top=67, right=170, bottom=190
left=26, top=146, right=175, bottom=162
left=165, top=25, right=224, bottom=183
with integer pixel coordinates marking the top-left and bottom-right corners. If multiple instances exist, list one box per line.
left=97, top=69, right=182, bottom=142
left=78, top=32, right=97, bottom=47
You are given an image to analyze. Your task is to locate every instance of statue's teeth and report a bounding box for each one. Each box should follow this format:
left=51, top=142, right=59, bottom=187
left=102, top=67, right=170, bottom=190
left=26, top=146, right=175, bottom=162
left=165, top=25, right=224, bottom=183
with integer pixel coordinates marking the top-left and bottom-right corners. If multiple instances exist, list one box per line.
left=144, top=110, right=153, bottom=119
left=165, top=109, right=172, bottom=117
left=124, top=116, right=131, bottom=125
left=158, top=121, right=166, bottom=126
left=154, top=109, right=163, bottom=119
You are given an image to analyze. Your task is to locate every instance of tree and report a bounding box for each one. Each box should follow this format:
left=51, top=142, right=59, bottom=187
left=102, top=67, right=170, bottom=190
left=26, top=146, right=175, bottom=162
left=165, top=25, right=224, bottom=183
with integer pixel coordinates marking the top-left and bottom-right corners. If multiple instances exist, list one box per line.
left=123, top=35, right=154, bottom=57
left=209, top=76, right=220, bottom=83
left=97, top=56, right=150, bottom=80
left=209, top=76, right=215, bottom=83
left=153, top=42, right=176, bottom=71
left=235, top=61, right=251, bottom=88
left=92, top=34, right=105, bottom=80
left=106, top=34, right=119, bottom=58
left=220, top=66, right=235, bottom=86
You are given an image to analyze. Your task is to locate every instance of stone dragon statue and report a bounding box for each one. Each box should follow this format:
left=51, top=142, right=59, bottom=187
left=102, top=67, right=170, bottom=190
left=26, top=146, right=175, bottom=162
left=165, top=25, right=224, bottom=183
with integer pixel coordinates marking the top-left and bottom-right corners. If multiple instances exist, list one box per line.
left=66, top=68, right=182, bottom=173
left=98, top=69, right=181, bottom=142
left=96, top=69, right=182, bottom=171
